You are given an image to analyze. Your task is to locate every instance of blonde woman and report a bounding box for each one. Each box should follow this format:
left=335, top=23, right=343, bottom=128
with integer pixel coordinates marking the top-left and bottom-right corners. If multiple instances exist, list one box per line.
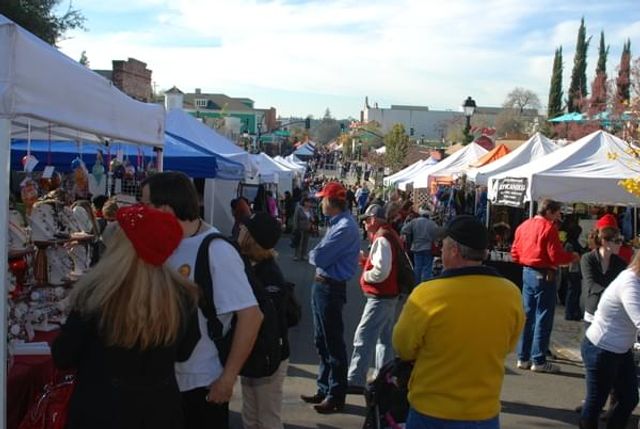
left=52, top=204, right=200, bottom=429
left=237, top=212, right=290, bottom=429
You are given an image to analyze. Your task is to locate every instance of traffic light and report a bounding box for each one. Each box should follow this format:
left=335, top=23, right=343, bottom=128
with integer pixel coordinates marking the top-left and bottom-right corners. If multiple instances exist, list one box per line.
left=340, top=123, right=345, bottom=132
left=410, top=127, right=414, bottom=136
left=305, top=117, right=311, bottom=129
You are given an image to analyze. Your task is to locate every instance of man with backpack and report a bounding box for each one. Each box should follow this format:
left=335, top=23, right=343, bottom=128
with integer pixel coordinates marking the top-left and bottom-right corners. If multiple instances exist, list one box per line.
left=140, top=172, right=263, bottom=429
left=347, top=204, right=405, bottom=394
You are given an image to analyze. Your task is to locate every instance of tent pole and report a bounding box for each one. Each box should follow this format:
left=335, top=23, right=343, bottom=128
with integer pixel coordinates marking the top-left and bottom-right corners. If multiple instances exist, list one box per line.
left=155, top=147, right=164, bottom=172
left=0, top=118, right=10, bottom=429
left=486, top=200, right=491, bottom=228
left=529, top=200, right=534, bottom=218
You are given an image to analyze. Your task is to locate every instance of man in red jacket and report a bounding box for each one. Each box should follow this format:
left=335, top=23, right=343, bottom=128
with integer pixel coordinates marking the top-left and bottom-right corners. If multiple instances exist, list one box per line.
left=347, top=204, right=401, bottom=392
left=511, top=199, right=580, bottom=373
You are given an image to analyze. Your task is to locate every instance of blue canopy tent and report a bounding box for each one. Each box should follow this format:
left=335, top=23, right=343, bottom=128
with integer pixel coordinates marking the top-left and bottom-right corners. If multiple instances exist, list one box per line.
left=11, top=133, right=244, bottom=179
left=548, top=112, right=584, bottom=123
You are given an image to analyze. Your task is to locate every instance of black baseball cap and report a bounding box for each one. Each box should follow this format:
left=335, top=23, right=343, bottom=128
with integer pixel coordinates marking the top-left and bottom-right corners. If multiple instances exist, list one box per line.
left=444, top=215, right=489, bottom=250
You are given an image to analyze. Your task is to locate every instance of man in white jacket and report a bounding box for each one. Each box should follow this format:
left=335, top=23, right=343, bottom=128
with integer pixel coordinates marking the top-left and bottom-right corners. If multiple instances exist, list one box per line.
left=347, top=204, right=402, bottom=392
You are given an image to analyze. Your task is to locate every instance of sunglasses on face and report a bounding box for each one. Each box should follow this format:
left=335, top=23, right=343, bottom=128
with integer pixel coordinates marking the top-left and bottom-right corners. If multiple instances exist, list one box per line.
left=610, top=238, right=624, bottom=244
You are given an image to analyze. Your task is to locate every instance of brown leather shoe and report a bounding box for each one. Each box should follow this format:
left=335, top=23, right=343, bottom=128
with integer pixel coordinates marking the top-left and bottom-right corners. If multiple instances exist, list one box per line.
left=313, top=398, right=345, bottom=414
left=300, top=393, right=325, bottom=404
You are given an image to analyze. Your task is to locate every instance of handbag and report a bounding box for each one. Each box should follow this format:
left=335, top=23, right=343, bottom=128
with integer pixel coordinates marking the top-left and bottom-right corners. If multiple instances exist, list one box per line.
left=19, top=375, right=76, bottom=429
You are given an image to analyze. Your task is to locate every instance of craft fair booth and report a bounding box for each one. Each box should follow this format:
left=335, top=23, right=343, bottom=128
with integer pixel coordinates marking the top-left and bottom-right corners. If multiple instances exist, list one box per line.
left=484, top=130, right=640, bottom=286
left=0, top=16, right=166, bottom=429
left=407, top=143, right=488, bottom=218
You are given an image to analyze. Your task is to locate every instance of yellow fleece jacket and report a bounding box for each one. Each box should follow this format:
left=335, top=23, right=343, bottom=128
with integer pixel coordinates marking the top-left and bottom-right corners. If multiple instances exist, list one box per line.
left=393, top=266, right=524, bottom=421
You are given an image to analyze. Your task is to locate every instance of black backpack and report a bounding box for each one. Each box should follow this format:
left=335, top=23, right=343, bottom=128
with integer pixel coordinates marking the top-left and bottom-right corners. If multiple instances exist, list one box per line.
left=194, top=233, right=282, bottom=378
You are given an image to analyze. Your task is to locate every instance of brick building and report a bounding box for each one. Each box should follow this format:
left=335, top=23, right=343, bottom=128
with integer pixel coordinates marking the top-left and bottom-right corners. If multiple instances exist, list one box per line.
left=95, top=58, right=153, bottom=102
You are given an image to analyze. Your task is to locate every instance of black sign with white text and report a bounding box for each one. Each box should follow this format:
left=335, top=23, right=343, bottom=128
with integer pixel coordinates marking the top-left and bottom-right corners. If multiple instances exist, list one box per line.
left=494, top=177, right=528, bottom=208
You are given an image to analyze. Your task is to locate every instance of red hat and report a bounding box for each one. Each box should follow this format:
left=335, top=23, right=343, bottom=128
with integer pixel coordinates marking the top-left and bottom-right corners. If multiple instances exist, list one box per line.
left=315, top=182, right=347, bottom=200
left=117, top=204, right=182, bottom=266
left=596, top=214, right=618, bottom=230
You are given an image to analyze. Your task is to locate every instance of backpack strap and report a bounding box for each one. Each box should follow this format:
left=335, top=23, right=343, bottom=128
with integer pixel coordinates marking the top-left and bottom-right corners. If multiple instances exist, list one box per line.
left=194, top=232, right=232, bottom=340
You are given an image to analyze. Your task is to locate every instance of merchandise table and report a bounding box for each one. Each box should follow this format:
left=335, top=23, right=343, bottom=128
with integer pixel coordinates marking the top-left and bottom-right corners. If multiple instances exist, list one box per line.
left=7, top=330, right=63, bottom=429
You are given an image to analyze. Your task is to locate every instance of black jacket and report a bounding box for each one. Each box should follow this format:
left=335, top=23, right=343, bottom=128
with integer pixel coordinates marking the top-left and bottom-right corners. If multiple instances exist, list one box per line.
left=52, top=303, right=199, bottom=429
left=253, top=258, right=290, bottom=361
left=580, top=250, right=627, bottom=316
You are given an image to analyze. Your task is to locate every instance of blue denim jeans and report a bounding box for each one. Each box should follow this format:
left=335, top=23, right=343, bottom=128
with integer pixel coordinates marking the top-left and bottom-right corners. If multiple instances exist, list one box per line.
left=516, top=267, right=556, bottom=365
left=413, top=250, right=434, bottom=284
left=311, top=282, right=347, bottom=402
left=347, top=296, right=399, bottom=386
left=407, top=408, right=499, bottom=429
left=580, top=337, right=639, bottom=427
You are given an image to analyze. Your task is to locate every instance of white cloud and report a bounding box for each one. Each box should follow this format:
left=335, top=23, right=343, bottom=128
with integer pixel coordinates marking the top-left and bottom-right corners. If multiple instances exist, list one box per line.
left=59, top=0, right=640, bottom=116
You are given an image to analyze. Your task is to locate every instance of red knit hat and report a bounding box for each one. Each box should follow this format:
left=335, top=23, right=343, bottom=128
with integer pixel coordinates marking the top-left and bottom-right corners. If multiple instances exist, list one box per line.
left=315, top=182, right=347, bottom=200
left=596, top=214, right=618, bottom=230
left=117, top=204, right=182, bottom=266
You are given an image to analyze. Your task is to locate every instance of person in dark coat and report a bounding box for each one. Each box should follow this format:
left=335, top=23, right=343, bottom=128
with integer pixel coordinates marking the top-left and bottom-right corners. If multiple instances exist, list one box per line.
left=52, top=204, right=200, bottom=429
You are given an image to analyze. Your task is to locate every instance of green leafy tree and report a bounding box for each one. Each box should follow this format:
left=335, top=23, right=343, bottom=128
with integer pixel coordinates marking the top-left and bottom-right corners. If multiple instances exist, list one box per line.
left=616, top=39, right=632, bottom=107
left=567, top=18, right=591, bottom=113
left=547, top=47, right=564, bottom=119
left=384, top=124, right=409, bottom=172
left=1, top=0, right=86, bottom=45
left=79, top=50, right=89, bottom=67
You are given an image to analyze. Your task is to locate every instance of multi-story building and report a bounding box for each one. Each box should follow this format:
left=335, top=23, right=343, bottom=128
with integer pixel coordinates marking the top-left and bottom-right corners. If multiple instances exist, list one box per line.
left=361, top=97, right=539, bottom=142
left=163, top=87, right=277, bottom=140
left=94, top=58, right=153, bottom=102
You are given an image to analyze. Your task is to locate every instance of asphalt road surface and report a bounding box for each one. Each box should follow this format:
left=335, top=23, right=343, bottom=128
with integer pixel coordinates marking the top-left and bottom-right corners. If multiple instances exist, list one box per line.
left=228, top=231, right=638, bottom=429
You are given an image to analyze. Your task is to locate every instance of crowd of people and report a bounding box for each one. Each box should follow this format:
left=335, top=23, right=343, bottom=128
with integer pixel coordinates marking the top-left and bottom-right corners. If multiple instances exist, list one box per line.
left=48, top=160, right=640, bottom=429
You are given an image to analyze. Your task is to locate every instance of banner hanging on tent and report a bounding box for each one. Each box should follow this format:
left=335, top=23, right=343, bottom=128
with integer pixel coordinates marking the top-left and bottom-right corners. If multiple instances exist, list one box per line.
left=493, top=177, right=528, bottom=208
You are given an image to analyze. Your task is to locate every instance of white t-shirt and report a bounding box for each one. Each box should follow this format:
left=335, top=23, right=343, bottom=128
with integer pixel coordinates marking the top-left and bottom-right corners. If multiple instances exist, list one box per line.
left=586, top=268, right=640, bottom=354
left=167, top=224, right=257, bottom=392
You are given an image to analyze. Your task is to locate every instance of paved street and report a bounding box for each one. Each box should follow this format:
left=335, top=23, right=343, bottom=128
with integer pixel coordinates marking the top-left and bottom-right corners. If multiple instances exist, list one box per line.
left=228, top=231, right=638, bottom=429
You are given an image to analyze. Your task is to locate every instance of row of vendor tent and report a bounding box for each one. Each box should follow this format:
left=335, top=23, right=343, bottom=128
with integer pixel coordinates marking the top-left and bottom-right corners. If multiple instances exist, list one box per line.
left=487, top=130, right=640, bottom=206
left=247, top=153, right=296, bottom=194
left=392, top=143, right=488, bottom=191
left=385, top=133, right=560, bottom=190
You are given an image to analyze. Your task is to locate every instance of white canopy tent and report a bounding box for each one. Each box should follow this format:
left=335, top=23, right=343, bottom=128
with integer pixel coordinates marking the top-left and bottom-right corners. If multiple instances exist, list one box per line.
left=286, top=153, right=306, bottom=166
left=410, top=143, right=488, bottom=189
left=467, top=133, right=558, bottom=186
left=248, top=153, right=295, bottom=195
left=274, top=155, right=306, bottom=174
left=383, top=158, right=438, bottom=187
left=487, top=130, right=640, bottom=206
left=375, top=146, right=386, bottom=154
left=0, top=15, right=165, bottom=424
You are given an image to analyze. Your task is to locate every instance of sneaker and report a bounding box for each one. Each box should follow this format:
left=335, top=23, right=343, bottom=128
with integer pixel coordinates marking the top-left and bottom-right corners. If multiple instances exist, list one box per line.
left=531, top=362, right=561, bottom=373
left=516, top=360, right=531, bottom=370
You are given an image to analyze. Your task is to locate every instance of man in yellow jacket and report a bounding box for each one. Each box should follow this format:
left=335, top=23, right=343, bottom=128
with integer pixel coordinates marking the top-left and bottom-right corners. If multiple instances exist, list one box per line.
left=393, top=215, right=524, bottom=429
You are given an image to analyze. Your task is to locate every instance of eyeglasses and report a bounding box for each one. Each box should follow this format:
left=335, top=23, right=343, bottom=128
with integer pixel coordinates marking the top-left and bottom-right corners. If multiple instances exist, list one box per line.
left=610, top=238, right=624, bottom=244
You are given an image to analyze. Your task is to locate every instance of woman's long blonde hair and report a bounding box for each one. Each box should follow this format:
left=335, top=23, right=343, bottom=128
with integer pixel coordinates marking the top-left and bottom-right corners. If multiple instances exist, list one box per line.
left=69, top=227, right=198, bottom=350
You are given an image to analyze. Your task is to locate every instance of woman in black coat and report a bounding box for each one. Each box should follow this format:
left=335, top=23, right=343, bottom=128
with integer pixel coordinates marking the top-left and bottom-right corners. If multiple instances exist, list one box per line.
left=52, top=205, right=200, bottom=429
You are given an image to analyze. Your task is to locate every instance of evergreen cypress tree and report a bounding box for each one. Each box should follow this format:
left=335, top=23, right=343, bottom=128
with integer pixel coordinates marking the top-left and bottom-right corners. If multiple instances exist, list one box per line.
left=616, top=39, right=632, bottom=106
left=547, top=47, right=564, bottom=119
left=567, top=18, right=591, bottom=113
left=589, top=31, right=609, bottom=114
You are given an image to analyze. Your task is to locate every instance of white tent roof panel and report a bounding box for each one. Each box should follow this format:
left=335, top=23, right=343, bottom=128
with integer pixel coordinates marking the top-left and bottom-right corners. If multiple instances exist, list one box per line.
left=412, top=143, right=488, bottom=188
left=487, top=130, right=640, bottom=205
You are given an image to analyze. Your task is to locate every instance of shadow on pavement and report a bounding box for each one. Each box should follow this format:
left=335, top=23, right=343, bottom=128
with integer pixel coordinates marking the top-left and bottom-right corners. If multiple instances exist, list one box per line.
left=501, top=401, right=578, bottom=426
left=287, top=365, right=317, bottom=380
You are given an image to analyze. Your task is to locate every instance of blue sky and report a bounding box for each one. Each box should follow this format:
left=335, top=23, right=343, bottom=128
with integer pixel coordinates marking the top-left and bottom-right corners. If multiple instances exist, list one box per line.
left=56, top=0, right=640, bottom=118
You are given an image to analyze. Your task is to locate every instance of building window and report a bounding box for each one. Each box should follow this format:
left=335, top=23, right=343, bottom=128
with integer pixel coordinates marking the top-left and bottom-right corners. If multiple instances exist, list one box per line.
left=195, top=98, right=207, bottom=108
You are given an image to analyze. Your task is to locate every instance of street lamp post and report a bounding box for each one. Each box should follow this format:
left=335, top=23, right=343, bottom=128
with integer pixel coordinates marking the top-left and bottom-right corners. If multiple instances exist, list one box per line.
left=462, top=96, right=476, bottom=145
